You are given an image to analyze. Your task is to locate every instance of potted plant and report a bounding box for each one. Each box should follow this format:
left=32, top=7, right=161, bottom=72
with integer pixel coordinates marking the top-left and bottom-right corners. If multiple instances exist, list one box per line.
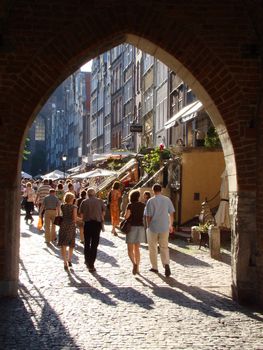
left=196, top=222, right=213, bottom=248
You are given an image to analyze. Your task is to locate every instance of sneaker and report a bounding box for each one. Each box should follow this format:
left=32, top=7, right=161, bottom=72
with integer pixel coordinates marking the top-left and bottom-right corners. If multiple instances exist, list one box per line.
left=164, top=264, right=171, bottom=277
left=149, top=268, right=158, bottom=273
left=68, top=261, right=72, bottom=267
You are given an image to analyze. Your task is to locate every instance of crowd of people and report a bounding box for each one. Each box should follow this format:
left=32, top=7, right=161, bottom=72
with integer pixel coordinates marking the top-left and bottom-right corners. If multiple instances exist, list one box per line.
left=21, top=177, right=175, bottom=277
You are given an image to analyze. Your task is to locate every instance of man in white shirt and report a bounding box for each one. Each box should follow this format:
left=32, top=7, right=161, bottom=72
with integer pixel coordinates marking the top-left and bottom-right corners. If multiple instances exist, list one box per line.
left=145, top=183, right=175, bottom=277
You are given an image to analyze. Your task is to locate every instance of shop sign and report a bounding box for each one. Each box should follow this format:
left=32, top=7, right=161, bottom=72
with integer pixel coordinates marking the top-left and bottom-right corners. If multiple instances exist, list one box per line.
left=130, top=124, right=143, bottom=132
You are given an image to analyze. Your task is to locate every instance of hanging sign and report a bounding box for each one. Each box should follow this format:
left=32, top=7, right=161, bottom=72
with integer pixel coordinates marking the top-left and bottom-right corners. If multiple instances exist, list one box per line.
left=130, top=124, right=143, bottom=132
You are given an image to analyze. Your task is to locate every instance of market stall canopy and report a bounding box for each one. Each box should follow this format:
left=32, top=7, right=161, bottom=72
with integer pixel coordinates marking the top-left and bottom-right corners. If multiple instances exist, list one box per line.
left=21, top=171, right=32, bottom=179
left=67, top=163, right=87, bottom=173
left=42, top=170, right=69, bottom=180
left=83, top=151, right=137, bottom=163
left=72, top=169, right=118, bottom=179
left=164, top=100, right=203, bottom=129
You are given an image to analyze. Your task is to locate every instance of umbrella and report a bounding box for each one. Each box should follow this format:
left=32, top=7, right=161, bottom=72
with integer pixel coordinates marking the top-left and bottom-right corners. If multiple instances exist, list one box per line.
left=215, top=169, right=231, bottom=229
left=72, top=169, right=117, bottom=179
left=43, top=169, right=69, bottom=180
left=21, top=171, right=32, bottom=179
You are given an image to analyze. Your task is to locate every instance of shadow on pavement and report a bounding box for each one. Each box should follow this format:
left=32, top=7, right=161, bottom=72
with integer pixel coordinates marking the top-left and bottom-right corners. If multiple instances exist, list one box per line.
left=220, top=251, right=231, bottom=266
left=137, top=274, right=223, bottom=318
left=2, top=259, right=81, bottom=349
left=68, top=270, right=117, bottom=306
left=169, top=248, right=211, bottom=267
left=138, top=274, right=263, bottom=322
left=93, top=273, right=154, bottom=310
left=74, top=242, right=119, bottom=267
left=20, top=231, right=31, bottom=237
left=100, top=236, right=116, bottom=247
left=96, top=249, right=120, bottom=267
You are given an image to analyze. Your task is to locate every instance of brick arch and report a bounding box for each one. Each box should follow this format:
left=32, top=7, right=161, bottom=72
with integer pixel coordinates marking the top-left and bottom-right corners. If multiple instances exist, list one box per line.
left=0, top=1, right=262, bottom=307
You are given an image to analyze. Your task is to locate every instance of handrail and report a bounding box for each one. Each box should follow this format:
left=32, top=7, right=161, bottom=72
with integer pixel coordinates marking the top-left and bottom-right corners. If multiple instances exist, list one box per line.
left=96, top=158, right=138, bottom=193
left=140, top=165, right=165, bottom=188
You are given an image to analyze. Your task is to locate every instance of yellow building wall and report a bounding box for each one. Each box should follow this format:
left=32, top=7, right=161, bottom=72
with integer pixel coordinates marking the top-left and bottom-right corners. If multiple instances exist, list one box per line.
left=181, top=149, right=225, bottom=224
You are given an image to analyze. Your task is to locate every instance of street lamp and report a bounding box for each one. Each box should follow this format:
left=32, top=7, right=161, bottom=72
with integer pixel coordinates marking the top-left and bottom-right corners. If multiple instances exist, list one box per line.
left=62, top=154, right=67, bottom=179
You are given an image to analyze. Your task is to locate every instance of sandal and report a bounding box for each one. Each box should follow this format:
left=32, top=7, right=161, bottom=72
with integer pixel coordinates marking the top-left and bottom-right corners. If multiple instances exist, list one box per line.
left=132, top=264, right=138, bottom=275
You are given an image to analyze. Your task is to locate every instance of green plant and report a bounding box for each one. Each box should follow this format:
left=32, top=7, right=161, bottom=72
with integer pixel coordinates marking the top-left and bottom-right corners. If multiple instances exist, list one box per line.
left=195, top=222, right=213, bottom=233
left=141, top=146, right=171, bottom=175
left=23, top=137, right=31, bottom=160
left=142, top=147, right=161, bottom=175
left=204, top=127, right=221, bottom=148
left=160, top=148, right=171, bottom=160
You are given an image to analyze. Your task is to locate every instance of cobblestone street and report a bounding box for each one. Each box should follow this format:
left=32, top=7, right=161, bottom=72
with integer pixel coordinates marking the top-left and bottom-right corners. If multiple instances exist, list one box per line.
left=0, top=215, right=262, bottom=350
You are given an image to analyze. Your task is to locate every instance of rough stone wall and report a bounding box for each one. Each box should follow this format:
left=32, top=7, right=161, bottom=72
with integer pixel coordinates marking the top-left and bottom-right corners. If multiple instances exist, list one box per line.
left=0, top=0, right=262, bottom=306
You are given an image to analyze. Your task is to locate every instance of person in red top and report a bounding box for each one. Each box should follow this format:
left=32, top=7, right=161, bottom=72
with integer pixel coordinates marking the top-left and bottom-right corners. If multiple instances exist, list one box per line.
left=109, top=181, right=122, bottom=236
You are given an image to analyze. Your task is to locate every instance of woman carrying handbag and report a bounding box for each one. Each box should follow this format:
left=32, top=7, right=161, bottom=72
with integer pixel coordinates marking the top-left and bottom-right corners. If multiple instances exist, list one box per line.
left=124, top=190, right=146, bottom=275
left=58, top=192, right=77, bottom=271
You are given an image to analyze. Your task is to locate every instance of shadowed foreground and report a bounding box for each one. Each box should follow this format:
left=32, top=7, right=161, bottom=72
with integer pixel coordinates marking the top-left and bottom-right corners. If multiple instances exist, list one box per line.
left=0, top=216, right=262, bottom=350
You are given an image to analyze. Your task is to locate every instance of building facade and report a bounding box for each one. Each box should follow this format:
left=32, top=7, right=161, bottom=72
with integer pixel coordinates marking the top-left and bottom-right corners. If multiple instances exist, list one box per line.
left=32, top=44, right=213, bottom=173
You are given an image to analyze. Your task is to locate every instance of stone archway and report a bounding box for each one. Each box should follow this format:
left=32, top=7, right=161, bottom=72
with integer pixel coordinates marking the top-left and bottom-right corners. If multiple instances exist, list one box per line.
left=0, top=1, right=261, bottom=307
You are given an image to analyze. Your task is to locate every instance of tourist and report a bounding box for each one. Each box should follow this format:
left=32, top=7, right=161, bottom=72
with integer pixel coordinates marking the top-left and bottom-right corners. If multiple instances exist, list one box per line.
left=56, top=183, right=65, bottom=203
left=58, top=192, right=77, bottom=270
left=143, top=191, right=151, bottom=204
left=144, top=183, right=175, bottom=277
left=23, top=182, right=35, bottom=225
left=79, top=188, right=105, bottom=272
left=76, top=190, right=87, bottom=243
left=109, top=181, right=122, bottom=236
left=41, top=189, right=60, bottom=244
left=124, top=190, right=146, bottom=275
left=35, top=179, right=51, bottom=222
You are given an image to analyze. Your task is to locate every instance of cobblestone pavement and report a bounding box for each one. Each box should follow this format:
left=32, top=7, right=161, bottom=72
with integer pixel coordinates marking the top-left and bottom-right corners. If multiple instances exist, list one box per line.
left=0, top=215, right=262, bottom=350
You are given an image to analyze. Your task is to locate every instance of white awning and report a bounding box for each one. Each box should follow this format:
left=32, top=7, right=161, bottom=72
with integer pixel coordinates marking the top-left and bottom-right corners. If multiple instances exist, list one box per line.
left=164, top=100, right=203, bottom=129
left=181, top=101, right=203, bottom=122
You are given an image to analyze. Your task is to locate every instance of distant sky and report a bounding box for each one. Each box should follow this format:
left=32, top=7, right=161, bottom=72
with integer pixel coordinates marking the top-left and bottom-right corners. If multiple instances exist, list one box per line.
left=80, top=60, right=92, bottom=72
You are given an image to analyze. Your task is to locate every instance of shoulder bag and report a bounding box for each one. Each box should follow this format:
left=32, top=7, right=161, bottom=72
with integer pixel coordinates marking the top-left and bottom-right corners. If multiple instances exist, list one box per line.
left=120, top=203, right=132, bottom=234
left=54, top=215, right=63, bottom=226
left=120, top=218, right=131, bottom=234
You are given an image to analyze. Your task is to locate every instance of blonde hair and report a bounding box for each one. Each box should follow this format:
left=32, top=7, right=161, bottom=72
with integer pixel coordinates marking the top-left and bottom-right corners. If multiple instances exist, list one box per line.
left=64, top=192, right=75, bottom=204
left=26, top=182, right=32, bottom=188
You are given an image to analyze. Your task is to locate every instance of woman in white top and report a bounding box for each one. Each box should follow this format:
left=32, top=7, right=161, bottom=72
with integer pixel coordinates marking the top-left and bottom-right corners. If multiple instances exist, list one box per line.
left=23, top=182, right=35, bottom=224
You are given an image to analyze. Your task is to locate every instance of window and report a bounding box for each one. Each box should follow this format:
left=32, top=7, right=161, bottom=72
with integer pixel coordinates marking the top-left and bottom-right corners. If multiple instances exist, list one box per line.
left=91, top=95, right=97, bottom=115
left=124, top=78, right=132, bottom=103
left=156, top=61, right=168, bottom=87
left=136, top=61, right=141, bottom=92
left=104, top=122, right=111, bottom=147
left=105, top=87, right=111, bottom=116
left=143, top=88, right=153, bottom=115
left=98, top=86, right=104, bottom=111
left=111, top=45, right=122, bottom=62
left=91, top=117, right=97, bottom=140
left=97, top=112, right=103, bottom=137
left=123, top=44, right=133, bottom=69
left=35, top=118, right=45, bottom=141
left=91, top=73, right=98, bottom=92
left=143, top=53, right=154, bottom=74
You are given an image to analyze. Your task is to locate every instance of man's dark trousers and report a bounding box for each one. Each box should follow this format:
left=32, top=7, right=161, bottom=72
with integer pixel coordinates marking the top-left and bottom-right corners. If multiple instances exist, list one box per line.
left=84, top=220, right=102, bottom=268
